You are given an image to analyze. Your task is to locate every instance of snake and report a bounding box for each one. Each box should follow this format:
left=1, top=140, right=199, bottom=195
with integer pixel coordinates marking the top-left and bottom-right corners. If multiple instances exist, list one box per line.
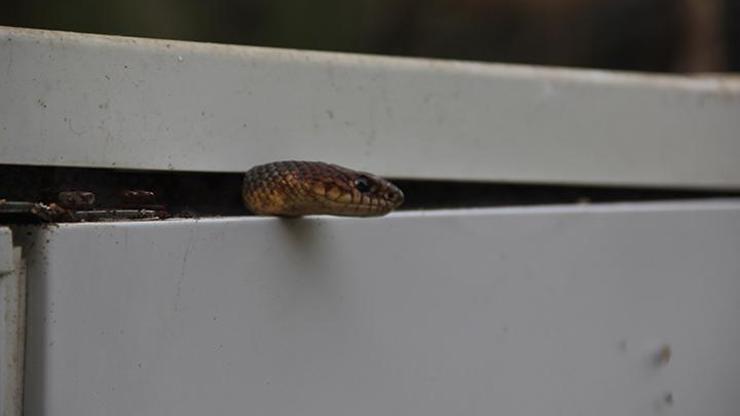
left=242, top=161, right=404, bottom=217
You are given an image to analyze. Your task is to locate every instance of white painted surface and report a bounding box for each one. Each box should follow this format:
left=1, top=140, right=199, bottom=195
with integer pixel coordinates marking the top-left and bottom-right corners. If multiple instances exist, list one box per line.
left=17, top=201, right=740, bottom=416
left=0, top=229, right=13, bottom=276
left=0, top=228, right=25, bottom=416
left=1, top=26, right=740, bottom=188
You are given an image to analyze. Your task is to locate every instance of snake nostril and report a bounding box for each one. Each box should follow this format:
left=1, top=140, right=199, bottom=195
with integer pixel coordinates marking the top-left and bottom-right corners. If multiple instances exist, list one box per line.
left=386, top=191, right=402, bottom=204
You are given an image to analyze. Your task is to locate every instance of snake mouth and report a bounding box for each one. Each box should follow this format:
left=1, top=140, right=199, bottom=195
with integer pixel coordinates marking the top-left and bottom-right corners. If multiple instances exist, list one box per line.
left=316, top=185, right=403, bottom=216
left=329, top=202, right=397, bottom=216
left=321, top=195, right=401, bottom=216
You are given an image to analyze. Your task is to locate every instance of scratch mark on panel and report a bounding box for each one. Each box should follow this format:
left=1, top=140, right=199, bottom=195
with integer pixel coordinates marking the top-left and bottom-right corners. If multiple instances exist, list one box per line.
left=174, top=228, right=195, bottom=312
left=4, top=37, right=13, bottom=79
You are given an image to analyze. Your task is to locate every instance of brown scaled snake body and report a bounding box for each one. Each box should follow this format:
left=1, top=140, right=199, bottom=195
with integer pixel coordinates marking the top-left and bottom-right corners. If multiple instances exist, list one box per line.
left=242, top=161, right=404, bottom=217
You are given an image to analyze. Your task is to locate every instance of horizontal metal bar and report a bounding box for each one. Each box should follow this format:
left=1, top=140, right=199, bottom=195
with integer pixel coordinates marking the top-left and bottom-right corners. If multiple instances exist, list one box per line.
left=1, top=26, right=739, bottom=188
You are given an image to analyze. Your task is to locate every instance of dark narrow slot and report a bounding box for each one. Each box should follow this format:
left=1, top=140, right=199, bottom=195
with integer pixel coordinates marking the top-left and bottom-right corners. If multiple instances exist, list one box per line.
left=0, top=164, right=738, bottom=223
left=0, top=165, right=246, bottom=222
left=393, top=180, right=740, bottom=210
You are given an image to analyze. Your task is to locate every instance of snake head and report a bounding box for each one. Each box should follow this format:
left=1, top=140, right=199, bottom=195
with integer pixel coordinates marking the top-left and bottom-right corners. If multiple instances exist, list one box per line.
left=243, top=161, right=404, bottom=217
left=331, top=165, right=404, bottom=215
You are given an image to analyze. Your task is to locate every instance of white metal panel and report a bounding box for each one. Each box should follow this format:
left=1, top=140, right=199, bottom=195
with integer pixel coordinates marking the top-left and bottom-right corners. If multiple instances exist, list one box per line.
left=1, top=26, right=740, bottom=188
left=18, top=201, right=740, bottom=416
left=0, top=228, right=25, bottom=416
left=0, top=229, right=13, bottom=276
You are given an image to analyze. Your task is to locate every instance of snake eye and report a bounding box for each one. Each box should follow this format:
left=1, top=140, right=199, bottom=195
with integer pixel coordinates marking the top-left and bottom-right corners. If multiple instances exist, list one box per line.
left=354, top=175, right=372, bottom=193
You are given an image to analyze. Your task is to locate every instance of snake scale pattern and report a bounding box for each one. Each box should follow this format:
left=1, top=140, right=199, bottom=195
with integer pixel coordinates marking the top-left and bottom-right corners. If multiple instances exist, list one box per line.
left=242, top=161, right=404, bottom=217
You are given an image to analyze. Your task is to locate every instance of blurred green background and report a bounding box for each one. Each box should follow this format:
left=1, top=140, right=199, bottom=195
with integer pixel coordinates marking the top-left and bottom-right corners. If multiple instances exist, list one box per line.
left=2, top=0, right=737, bottom=72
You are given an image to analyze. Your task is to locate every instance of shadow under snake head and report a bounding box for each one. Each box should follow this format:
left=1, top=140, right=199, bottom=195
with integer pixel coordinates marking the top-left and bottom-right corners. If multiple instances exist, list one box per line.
left=242, top=161, right=404, bottom=217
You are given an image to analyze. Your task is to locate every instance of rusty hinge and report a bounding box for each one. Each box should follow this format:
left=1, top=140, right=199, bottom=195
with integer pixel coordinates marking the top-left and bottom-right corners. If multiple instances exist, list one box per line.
left=0, top=190, right=169, bottom=223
